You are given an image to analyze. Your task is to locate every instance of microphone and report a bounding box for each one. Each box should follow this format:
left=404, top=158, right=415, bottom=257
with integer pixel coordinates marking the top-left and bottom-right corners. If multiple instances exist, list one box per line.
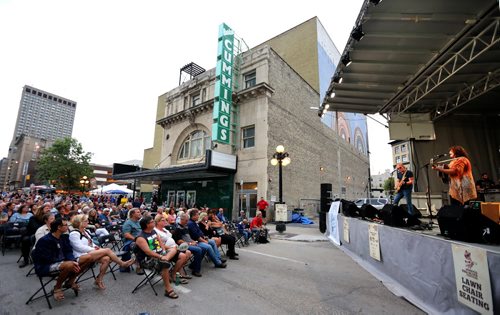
left=391, top=169, right=398, bottom=174
left=434, top=153, right=447, bottom=158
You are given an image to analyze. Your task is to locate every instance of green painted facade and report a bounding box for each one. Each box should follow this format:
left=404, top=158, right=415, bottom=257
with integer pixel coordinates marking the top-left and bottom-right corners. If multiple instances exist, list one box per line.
left=160, top=175, right=235, bottom=217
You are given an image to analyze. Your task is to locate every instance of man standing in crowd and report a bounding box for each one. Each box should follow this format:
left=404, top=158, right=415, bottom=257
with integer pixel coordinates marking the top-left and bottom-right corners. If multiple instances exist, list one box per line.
left=256, top=197, right=269, bottom=222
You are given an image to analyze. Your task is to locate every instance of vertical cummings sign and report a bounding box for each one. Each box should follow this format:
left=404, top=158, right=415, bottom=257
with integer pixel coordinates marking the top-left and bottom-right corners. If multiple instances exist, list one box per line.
left=212, top=23, right=235, bottom=144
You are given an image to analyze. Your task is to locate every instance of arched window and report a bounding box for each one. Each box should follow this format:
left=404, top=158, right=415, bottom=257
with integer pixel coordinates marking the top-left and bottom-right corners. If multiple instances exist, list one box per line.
left=178, top=130, right=211, bottom=160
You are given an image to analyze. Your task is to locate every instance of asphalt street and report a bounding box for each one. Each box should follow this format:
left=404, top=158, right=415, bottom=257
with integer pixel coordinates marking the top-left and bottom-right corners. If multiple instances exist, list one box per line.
left=0, top=223, right=424, bottom=315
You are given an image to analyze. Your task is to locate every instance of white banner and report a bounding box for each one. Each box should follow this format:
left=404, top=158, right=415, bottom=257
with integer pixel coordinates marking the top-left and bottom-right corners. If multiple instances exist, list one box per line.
left=452, top=244, right=493, bottom=315
left=368, top=223, right=381, bottom=261
left=326, top=201, right=341, bottom=245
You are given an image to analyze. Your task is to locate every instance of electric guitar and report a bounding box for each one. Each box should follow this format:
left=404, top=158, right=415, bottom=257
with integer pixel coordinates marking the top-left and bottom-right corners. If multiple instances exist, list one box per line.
left=395, top=170, right=407, bottom=193
left=430, top=157, right=451, bottom=184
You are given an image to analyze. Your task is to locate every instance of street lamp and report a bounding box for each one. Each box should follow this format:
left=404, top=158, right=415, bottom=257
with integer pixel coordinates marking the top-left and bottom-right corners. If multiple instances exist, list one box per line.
left=80, top=175, right=89, bottom=193
left=270, top=145, right=290, bottom=203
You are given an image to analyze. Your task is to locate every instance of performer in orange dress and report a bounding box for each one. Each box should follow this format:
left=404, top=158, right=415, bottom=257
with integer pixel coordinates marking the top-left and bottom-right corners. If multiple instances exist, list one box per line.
left=432, top=145, right=477, bottom=205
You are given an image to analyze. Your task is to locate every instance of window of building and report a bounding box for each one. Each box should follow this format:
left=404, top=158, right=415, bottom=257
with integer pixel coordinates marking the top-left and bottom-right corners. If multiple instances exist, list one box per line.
left=401, top=144, right=407, bottom=152
left=242, top=125, right=255, bottom=148
left=244, top=70, right=256, bottom=89
left=402, top=154, right=408, bottom=163
left=396, top=156, right=401, bottom=163
left=394, top=146, right=400, bottom=154
left=201, top=88, right=207, bottom=102
left=191, top=93, right=201, bottom=107
left=178, top=130, right=211, bottom=160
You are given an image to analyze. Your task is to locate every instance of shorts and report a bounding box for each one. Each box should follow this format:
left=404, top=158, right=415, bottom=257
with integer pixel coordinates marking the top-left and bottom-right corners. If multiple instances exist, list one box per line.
left=49, top=262, right=63, bottom=273
left=260, top=210, right=266, bottom=218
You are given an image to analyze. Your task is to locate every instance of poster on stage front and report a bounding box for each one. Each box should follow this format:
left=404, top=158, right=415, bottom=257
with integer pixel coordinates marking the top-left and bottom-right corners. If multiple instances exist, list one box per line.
left=451, top=244, right=493, bottom=315
left=368, top=223, right=381, bottom=261
left=343, top=218, right=349, bottom=243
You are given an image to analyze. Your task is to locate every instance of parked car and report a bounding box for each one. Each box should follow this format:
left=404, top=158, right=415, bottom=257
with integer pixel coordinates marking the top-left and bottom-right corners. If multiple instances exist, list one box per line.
left=354, top=198, right=389, bottom=210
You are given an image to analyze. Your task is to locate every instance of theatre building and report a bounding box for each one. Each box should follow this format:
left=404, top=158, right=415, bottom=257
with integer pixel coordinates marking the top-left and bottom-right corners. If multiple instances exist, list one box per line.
left=115, top=19, right=370, bottom=220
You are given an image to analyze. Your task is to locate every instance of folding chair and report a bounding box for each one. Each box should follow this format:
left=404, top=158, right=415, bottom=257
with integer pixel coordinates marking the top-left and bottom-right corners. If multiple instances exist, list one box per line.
left=25, top=271, right=76, bottom=309
left=1, top=222, right=26, bottom=255
left=75, top=262, right=97, bottom=284
left=26, top=271, right=59, bottom=309
left=98, top=234, right=128, bottom=279
left=131, top=261, right=166, bottom=296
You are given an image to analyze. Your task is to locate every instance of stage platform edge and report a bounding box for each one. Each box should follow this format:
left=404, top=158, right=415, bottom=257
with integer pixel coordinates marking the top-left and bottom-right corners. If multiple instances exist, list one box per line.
left=331, top=214, right=500, bottom=315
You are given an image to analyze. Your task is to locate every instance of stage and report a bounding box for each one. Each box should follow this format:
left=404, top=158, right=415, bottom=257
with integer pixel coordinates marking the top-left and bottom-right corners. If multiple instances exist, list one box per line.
left=327, top=214, right=500, bottom=315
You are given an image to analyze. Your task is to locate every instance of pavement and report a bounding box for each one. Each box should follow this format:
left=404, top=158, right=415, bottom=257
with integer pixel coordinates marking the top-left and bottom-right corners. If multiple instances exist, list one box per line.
left=0, top=223, right=424, bottom=315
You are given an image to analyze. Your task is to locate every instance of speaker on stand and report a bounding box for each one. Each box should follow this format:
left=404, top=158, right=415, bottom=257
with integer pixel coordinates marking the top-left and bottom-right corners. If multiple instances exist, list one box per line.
left=319, top=183, right=332, bottom=233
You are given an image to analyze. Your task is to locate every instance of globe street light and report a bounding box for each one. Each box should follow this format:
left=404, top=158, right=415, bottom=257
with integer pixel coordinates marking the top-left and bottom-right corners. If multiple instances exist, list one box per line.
left=80, top=175, right=89, bottom=193
left=270, top=145, right=290, bottom=203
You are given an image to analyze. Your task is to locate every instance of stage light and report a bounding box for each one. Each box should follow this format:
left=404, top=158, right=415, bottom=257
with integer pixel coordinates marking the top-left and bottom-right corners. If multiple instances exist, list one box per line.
left=324, top=104, right=330, bottom=109
left=369, top=0, right=383, bottom=5
left=330, top=91, right=335, bottom=98
left=342, top=53, right=352, bottom=67
left=333, top=75, right=343, bottom=84
left=351, top=25, right=365, bottom=41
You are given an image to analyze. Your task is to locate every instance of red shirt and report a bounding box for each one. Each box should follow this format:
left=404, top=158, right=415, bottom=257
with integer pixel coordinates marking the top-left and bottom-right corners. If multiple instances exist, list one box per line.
left=250, top=216, right=263, bottom=229
left=257, top=199, right=268, bottom=211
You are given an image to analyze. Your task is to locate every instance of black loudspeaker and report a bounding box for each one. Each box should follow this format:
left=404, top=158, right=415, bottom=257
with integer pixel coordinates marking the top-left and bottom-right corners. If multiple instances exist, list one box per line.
left=437, top=205, right=482, bottom=242
left=319, top=211, right=327, bottom=233
left=380, top=204, right=406, bottom=227
left=320, top=183, right=332, bottom=212
left=400, top=204, right=421, bottom=218
left=360, top=204, right=378, bottom=219
left=341, top=199, right=359, bottom=217
left=276, top=222, right=286, bottom=233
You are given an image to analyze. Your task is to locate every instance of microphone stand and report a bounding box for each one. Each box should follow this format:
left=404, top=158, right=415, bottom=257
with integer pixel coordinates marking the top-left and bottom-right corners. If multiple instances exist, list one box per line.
left=421, top=160, right=435, bottom=229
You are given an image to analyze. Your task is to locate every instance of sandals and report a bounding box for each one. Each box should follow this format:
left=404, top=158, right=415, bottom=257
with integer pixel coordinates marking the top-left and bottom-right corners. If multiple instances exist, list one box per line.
left=165, top=289, right=179, bottom=299
left=94, top=279, right=106, bottom=290
left=52, top=288, right=65, bottom=301
left=179, top=278, right=189, bottom=285
left=122, top=258, right=135, bottom=268
left=180, top=274, right=192, bottom=280
left=65, top=283, right=80, bottom=296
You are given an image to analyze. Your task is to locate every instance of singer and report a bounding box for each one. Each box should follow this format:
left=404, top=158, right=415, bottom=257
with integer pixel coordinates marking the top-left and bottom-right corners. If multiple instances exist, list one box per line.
left=393, top=163, right=415, bottom=215
left=432, top=145, right=477, bottom=205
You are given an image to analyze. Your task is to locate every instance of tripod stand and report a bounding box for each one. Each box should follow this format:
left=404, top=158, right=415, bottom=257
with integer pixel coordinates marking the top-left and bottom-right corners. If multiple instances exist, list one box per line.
left=421, top=160, right=436, bottom=229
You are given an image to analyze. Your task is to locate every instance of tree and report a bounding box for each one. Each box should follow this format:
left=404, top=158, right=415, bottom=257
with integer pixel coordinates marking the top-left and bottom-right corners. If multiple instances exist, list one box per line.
left=383, top=177, right=395, bottom=196
left=36, top=137, right=93, bottom=191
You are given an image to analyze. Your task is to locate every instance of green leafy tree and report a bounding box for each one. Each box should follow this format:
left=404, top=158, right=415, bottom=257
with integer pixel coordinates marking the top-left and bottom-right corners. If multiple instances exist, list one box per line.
left=383, top=177, right=395, bottom=195
left=36, top=137, right=93, bottom=190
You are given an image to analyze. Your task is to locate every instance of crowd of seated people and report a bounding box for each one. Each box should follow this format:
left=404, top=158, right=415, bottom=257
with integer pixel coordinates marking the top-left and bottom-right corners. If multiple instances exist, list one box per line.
left=1, top=189, right=275, bottom=305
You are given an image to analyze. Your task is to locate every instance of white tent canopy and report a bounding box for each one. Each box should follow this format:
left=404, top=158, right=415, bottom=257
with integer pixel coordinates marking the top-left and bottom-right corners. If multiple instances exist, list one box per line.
left=90, top=183, right=133, bottom=195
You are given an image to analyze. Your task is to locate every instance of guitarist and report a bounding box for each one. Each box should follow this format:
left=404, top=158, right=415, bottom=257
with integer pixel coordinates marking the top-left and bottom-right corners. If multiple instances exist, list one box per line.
left=393, top=163, right=415, bottom=216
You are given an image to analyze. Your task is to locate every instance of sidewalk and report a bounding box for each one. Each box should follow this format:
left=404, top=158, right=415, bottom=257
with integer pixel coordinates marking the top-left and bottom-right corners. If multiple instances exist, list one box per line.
left=267, top=222, right=329, bottom=242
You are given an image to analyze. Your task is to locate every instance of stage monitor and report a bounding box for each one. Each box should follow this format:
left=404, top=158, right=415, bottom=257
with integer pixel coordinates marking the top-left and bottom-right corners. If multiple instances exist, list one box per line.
left=388, top=113, right=436, bottom=141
